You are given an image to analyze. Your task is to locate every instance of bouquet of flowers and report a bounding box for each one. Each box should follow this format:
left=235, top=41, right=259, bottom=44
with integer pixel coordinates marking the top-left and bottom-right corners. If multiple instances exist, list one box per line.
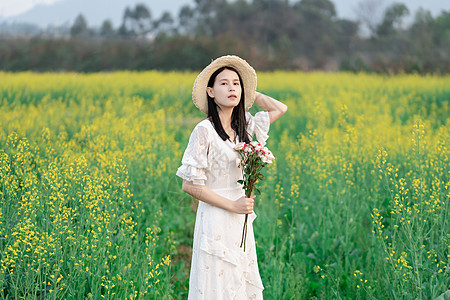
left=234, top=141, right=275, bottom=251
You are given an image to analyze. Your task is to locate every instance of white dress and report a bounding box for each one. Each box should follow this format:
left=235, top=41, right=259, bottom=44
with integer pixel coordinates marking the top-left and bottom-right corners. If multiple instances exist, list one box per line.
left=176, top=111, right=270, bottom=300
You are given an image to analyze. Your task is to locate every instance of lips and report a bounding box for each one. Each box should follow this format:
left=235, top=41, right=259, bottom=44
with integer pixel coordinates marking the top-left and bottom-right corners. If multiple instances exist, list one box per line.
left=228, top=94, right=237, bottom=99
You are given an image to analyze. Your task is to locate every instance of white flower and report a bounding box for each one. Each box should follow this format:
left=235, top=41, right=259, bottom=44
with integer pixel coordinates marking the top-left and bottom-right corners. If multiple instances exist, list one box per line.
left=234, top=142, right=246, bottom=151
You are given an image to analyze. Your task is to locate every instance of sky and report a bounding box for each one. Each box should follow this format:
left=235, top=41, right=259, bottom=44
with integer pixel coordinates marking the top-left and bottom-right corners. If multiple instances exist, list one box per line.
left=0, top=0, right=57, bottom=17
left=0, top=0, right=448, bottom=20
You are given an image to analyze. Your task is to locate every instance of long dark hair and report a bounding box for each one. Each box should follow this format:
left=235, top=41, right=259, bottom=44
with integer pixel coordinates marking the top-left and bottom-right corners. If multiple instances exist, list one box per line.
left=207, top=67, right=250, bottom=144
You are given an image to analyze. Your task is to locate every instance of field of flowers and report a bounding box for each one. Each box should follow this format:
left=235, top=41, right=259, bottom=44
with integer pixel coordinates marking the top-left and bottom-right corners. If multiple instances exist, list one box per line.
left=0, top=71, right=448, bottom=299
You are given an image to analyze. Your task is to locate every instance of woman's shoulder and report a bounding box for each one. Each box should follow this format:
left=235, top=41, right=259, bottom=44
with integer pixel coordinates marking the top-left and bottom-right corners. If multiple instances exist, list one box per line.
left=245, top=111, right=253, bottom=126
left=195, top=118, right=213, bottom=131
left=189, top=118, right=213, bottom=139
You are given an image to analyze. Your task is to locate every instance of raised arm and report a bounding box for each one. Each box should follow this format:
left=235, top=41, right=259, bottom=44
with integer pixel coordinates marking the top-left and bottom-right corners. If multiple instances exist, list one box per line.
left=182, top=180, right=255, bottom=214
left=254, top=92, right=288, bottom=124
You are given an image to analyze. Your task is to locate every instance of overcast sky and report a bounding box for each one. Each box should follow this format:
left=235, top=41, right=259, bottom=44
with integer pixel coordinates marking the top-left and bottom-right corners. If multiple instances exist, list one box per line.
left=0, top=0, right=448, bottom=20
left=0, top=0, right=57, bottom=17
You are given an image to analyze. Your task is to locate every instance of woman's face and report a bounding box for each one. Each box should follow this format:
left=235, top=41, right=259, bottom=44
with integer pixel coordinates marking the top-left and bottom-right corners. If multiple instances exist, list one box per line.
left=207, top=68, right=242, bottom=112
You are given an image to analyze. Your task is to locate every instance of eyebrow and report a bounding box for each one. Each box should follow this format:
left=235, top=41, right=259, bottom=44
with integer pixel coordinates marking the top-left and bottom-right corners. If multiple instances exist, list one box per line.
left=218, top=78, right=240, bottom=82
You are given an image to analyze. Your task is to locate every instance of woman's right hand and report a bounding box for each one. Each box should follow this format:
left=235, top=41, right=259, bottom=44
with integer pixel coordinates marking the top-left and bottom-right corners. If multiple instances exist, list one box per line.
left=232, top=195, right=255, bottom=214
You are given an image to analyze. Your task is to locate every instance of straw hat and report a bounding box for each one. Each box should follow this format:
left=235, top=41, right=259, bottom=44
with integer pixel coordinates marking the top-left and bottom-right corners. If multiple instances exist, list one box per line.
left=192, top=55, right=257, bottom=114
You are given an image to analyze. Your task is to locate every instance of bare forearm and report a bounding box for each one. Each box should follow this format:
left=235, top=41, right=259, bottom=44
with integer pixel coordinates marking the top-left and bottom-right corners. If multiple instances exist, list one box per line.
left=254, top=92, right=288, bottom=123
left=182, top=180, right=234, bottom=212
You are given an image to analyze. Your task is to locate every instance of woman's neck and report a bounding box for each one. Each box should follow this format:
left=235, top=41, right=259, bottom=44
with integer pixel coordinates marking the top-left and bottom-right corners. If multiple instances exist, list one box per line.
left=218, top=108, right=233, bottom=130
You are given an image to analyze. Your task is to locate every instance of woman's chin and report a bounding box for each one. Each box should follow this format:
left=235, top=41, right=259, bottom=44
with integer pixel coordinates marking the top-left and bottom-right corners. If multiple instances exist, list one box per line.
left=216, top=102, right=240, bottom=111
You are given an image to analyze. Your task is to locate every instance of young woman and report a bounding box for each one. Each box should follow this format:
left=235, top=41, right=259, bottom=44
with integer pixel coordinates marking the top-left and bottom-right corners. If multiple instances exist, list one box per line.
left=176, top=55, right=287, bottom=299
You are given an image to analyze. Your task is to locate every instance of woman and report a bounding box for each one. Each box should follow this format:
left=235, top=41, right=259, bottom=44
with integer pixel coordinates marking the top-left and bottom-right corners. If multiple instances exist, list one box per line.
left=176, top=55, right=287, bottom=299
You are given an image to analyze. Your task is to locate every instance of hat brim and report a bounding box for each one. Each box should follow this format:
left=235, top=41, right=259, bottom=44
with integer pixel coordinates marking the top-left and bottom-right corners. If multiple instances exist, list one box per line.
left=192, top=55, right=257, bottom=114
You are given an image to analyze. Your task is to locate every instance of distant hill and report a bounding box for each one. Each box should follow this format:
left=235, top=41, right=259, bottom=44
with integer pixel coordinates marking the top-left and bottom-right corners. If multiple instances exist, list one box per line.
left=5, top=0, right=193, bottom=28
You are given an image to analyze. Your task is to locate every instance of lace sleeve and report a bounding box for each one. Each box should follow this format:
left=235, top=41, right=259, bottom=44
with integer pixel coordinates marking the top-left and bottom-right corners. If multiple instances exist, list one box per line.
left=176, top=124, right=210, bottom=185
left=246, top=111, right=270, bottom=146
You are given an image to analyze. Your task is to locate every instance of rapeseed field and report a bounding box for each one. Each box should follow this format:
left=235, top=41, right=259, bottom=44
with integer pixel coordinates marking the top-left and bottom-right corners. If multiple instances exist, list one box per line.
left=0, top=71, right=448, bottom=299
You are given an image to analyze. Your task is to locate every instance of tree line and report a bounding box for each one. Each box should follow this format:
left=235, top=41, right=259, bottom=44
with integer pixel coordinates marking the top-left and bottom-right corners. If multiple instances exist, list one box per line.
left=0, top=0, right=448, bottom=73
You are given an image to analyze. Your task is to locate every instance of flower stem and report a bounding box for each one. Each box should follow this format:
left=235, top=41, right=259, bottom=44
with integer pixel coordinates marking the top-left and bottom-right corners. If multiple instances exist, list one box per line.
left=240, top=180, right=255, bottom=251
